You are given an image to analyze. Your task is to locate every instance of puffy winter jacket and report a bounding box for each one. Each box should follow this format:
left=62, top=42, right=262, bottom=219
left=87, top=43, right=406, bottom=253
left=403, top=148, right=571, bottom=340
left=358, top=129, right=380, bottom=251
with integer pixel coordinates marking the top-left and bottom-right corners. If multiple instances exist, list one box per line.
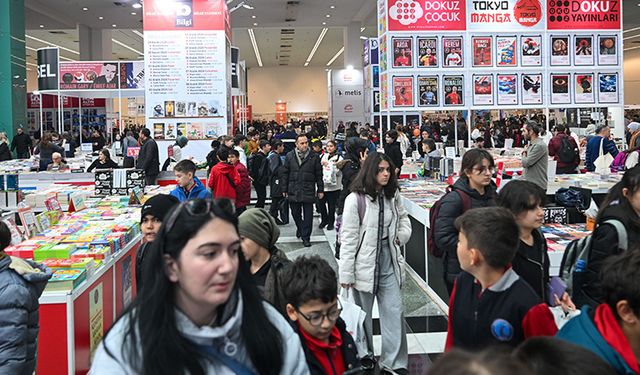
left=170, top=177, right=212, bottom=202
left=434, top=178, right=497, bottom=286
left=512, top=229, right=550, bottom=302
left=268, top=151, right=285, bottom=198
left=235, top=162, right=251, bottom=208
left=281, top=150, right=324, bottom=204
left=0, top=255, right=52, bottom=374
left=208, top=162, right=241, bottom=200
left=548, top=133, right=580, bottom=172
left=338, top=191, right=411, bottom=293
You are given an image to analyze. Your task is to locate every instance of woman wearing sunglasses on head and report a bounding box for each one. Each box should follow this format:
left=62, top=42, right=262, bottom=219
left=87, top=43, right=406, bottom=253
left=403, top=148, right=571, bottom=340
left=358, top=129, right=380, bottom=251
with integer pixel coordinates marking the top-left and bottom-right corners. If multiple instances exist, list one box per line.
left=90, top=199, right=310, bottom=375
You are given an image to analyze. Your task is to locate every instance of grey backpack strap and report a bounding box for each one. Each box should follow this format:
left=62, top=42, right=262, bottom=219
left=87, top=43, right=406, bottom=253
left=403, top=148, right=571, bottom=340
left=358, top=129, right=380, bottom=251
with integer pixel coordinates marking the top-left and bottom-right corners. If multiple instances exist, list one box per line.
left=604, top=219, right=628, bottom=252
left=356, top=193, right=367, bottom=224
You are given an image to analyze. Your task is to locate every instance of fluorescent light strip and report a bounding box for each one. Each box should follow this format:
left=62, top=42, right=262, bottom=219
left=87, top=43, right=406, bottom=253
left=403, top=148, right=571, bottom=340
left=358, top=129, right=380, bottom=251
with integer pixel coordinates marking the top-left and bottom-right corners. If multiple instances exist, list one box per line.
left=27, top=62, right=38, bottom=67
left=304, top=28, right=328, bottom=66
left=26, top=45, right=73, bottom=61
left=247, top=28, right=263, bottom=67
left=11, top=54, right=26, bottom=62
left=624, top=26, right=640, bottom=34
left=361, top=27, right=365, bottom=32
left=326, top=46, right=344, bottom=66
left=112, top=38, right=143, bottom=55
left=623, top=33, right=640, bottom=41
left=132, top=30, right=144, bottom=39
left=25, top=34, right=79, bottom=55
left=624, top=45, right=640, bottom=52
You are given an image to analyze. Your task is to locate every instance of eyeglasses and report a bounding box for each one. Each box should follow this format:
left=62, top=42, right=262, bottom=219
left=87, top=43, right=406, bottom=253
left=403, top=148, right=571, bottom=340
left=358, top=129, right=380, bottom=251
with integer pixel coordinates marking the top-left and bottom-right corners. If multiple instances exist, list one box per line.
left=296, top=300, right=342, bottom=327
left=473, top=166, right=495, bottom=174
left=163, top=199, right=215, bottom=238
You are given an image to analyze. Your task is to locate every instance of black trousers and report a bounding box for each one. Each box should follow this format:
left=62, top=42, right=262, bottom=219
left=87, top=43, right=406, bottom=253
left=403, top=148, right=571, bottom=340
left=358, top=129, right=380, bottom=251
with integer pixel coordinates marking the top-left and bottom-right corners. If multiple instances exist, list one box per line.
left=253, top=182, right=267, bottom=208
left=318, top=190, right=340, bottom=227
left=269, top=197, right=287, bottom=222
left=290, top=201, right=313, bottom=241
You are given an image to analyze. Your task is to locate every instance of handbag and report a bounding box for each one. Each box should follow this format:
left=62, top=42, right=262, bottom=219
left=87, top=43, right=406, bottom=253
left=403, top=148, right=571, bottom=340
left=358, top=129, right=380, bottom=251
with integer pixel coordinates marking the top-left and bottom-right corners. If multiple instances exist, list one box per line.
left=593, top=138, right=614, bottom=174
left=338, top=288, right=368, bottom=357
left=555, top=188, right=588, bottom=210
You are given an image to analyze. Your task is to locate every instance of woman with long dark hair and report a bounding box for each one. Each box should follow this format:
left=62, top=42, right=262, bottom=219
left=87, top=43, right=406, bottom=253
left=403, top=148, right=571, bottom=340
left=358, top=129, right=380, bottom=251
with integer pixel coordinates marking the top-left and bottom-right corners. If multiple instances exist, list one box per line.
left=383, top=130, right=403, bottom=177
left=91, top=199, right=309, bottom=375
left=338, top=152, right=411, bottom=374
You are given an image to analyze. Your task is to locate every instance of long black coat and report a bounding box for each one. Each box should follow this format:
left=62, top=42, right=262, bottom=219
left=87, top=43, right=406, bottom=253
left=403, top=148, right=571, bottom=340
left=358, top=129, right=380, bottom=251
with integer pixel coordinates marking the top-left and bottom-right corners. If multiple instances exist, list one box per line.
left=0, top=142, right=11, bottom=161
left=268, top=151, right=285, bottom=198
left=281, top=150, right=324, bottom=203
left=136, top=138, right=160, bottom=177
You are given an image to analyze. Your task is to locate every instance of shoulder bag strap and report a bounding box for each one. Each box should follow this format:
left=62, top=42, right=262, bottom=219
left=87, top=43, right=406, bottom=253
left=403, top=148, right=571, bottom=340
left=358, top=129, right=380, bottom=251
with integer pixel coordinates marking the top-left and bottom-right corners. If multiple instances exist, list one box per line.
left=194, top=343, right=256, bottom=375
left=604, top=219, right=628, bottom=252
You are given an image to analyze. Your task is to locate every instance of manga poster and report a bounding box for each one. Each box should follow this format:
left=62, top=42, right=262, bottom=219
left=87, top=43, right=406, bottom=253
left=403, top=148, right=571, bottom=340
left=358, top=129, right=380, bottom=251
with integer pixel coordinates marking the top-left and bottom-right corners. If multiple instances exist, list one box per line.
left=473, top=74, right=494, bottom=106
left=392, top=37, right=413, bottom=68
left=521, top=74, right=543, bottom=105
left=574, top=35, right=594, bottom=66
left=551, top=36, right=570, bottom=66
left=418, top=76, right=438, bottom=106
left=496, top=36, right=517, bottom=67
left=521, top=36, right=542, bottom=66
left=497, top=74, right=518, bottom=105
left=574, top=73, right=595, bottom=103
left=417, top=37, right=438, bottom=68
left=442, top=37, right=463, bottom=67
left=392, top=76, right=414, bottom=107
left=598, top=73, right=619, bottom=103
left=598, top=36, right=618, bottom=66
left=551, top=73, right=571, bottom=104
left=443, top=75, right=464, bottom=106
left=472, top=37, right=493, bottom=67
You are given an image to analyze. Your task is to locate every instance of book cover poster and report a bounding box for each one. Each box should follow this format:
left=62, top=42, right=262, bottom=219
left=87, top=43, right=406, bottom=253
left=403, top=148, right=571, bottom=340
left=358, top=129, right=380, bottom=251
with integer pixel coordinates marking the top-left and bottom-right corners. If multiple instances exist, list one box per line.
left=551, top=36, right=570, bottom=66
left=164, top=123, right=177, bottom=139
left=522, top=74, right=543, bottom=105
left=598, top=36, right=617, bottom=66
left=551, top=74, right=571, bottom=104
left=418, top=76, right=438, bottom=106
left=472, top=37, right=492, bottom=67
left=521, top=36, right=542, bottom=66
left=443, top=75, right=464, bottom=106
left=575, top=73, right=595, bottom=103
left=417, top=37, right=438, bottom=67
left=392, top=37, right=413, bottom=68
left=443, top=37, right=463, bottom=67
left=473, top=74, right=493, bottom=106
left=497, top=74, right=518, bottom=105
left=496, top=36, right=517, bottom=67
left=574, top=35, right=594, bottom=66
left=392, top=76, right=414, bottom=107
left=153, top=123, right=165, bottom=139
left=598, top=73, right=619, bottom=103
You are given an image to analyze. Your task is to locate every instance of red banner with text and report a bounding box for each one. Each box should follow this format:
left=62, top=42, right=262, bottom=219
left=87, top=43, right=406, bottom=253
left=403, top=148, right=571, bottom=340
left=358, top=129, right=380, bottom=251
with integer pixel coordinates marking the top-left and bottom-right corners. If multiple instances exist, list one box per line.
left=275, top=103, right=287, bottom=125
left=547, top=0, right=620, bottom=30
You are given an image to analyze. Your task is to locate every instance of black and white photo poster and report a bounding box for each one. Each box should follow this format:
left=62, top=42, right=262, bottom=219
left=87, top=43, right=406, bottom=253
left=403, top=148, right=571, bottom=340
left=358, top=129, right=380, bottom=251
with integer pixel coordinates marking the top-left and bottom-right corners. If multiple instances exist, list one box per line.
left=522, top=74, right=543, bottom=105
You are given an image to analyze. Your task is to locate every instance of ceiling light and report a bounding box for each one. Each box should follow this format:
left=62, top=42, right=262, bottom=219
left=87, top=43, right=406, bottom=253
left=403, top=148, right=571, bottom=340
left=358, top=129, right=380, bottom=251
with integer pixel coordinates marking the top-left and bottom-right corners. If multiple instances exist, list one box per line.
left=361, top=27, right=365, bottom=32
left=132, top=2, right=142, bottom=8
left=326, top=46, right=344, bottom=66
left=322, top=22, right=326, bottom=25
left=251, top=15, right=256, bottom=18
left=132, top=30, right=144, bottom=38
left=346, top=65, right=354, bottom=70
left=112, top=24, right=117, bottom=28
left=39, top=24, right=44, bottom=28
left=253, top=22, right=258, bottom=26
left=26, top=35, right=80, bottom=55
left=131, top=12, right=137, bottom=15
left=304, top=28, right=328, bottom=66
left=112, top=38, right=143, bottom=55
left=243, top=3, right=254, bottom=9
left=98, top=16, right=104, bottom=20
left=82, top=7, right=88, bottom=11
left=330, top=5, right=335, bottom=8
left=326, top=14, right=331, bottom=17
left=359, top=36, right=367, bottom=40
left=247, top=28, right=263, bottom=67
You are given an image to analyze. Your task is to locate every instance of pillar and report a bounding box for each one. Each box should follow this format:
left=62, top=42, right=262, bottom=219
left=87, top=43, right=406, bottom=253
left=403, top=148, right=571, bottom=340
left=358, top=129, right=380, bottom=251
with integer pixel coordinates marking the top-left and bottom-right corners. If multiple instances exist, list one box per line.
left=0, top=0, right=27, bottom=141
left=78, top=24, right=113, bottom=61
left=343, top=21, right=363, bottom=69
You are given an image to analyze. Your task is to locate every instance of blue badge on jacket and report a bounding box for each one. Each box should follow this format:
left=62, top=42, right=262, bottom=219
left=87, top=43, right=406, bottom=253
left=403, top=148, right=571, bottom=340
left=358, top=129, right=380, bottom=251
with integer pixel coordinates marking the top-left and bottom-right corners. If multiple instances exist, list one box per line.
left=491, top=319, right=514, bottom=342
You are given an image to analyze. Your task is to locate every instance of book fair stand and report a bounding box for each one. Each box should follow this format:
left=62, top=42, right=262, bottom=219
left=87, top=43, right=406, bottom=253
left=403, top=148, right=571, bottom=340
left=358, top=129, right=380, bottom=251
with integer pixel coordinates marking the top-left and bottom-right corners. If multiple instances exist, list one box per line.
left=376, top=0, right=624, bottom=318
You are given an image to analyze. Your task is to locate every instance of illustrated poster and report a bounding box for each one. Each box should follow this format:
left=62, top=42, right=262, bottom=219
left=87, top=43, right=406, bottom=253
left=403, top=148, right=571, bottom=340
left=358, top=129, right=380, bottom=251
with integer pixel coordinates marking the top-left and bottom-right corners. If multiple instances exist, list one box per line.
left=443, top=37, right=463, bottom=67
left=521, top=36, right=542, bottom=66
left=472, top=75, right=493, bottom=106
left=59, top=62, right=119, bottom=90
left=574, top=73, right=595, bottom=103
left=522, top=74, right=543, bottom=105
left=551, top=74, right=571, bottom=104
left=418, top=76, right=438, bottom=106
left=392, top=37, right=413, bottom=68
left=392, top=76, right=414, bottom=107
left=89, top=283, right=104, bottom=360
left=496, top=36, right=517, bottom=67
left=551, top=36, right=570, bottom=66
left=472, top=37, right=492, bottom=67
left=574, top=35, right=594, bottom=66
left=497, top=74, right=517, bottom=105
left=443, top=75, right=464, bottom=106
left=598, top=35, right=617, bottom=65
left=598, top=73, right=619, bottom=103
left=417, top=37, right=438, bottom=67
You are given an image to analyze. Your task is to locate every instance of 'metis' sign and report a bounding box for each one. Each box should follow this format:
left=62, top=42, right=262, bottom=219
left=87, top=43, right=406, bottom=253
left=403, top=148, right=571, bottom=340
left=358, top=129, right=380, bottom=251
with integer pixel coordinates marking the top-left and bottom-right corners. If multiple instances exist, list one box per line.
left=547, top=0, right=620, bottom=30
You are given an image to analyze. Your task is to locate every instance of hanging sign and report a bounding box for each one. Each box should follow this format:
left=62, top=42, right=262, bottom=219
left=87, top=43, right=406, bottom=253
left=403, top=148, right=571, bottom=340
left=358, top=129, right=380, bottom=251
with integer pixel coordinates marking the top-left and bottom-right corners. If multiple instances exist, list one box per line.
left=468, top=0, right=545, bottom=31
left=36, top=48, right=59, bottom=91
left=387, top=0, right=467, bottom=31
left=547, top=0, right=621, bottom=30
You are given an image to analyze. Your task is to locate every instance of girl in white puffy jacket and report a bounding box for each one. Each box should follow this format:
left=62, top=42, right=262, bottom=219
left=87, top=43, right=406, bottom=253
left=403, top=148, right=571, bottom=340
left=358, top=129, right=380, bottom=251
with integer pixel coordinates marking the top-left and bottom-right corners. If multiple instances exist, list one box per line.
left=338, top=152, right=411, bottom=374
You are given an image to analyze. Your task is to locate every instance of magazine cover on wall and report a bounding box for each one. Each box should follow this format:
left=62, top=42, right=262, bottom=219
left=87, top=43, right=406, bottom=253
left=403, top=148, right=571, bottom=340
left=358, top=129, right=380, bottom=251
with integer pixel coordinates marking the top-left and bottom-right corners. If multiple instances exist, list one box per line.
left=372, top=65, right=380, bottom=88
left=473, top=75, right=493, bottom=106
left=472, top=36, right=492, bottom=67
left=417, top=37, right=438, bottom=68
left=598, top=73, right=619, bottom=103
left=418, top=76, right=438, bottom=106
left=522, top=74, right=543, bottom=105
left=574, top=73, right=595, bottom=104
left=496, top=36, right=517, bottom=67
left=373, top=91, right=380, bottom=112
left=497, top=74, right=517, bottom=105
left=551, top=73, right=571, bottom=104
left=392, top=76, right=414, bottom=107
left=598, top=35, right=618, bottom=66
left=574, top=35, right=594, bottom=66
left=392, top=37, right=413, bottom=68
left=550, top=36, right=570, bottom=66
left=443, top=75, right=464, bottom=106
left=443, top=37, right=463, bottom=67
left=521, top=36, right=542, bottom=66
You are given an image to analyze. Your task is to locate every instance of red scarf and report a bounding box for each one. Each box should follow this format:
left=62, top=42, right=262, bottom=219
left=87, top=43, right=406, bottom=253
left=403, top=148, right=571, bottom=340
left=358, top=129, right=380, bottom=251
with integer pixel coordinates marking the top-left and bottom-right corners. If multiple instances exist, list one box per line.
left=594, top=304, right=640, bottom=373
left=298, top=322, right=345, bottom=375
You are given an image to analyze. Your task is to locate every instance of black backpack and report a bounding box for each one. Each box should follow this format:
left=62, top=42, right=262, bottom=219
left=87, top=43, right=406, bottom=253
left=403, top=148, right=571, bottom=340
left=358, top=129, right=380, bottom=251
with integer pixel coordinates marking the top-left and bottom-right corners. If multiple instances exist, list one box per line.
left=427, top=187, right=472, bottom=257
left=558, top=136, right=578, bottom=164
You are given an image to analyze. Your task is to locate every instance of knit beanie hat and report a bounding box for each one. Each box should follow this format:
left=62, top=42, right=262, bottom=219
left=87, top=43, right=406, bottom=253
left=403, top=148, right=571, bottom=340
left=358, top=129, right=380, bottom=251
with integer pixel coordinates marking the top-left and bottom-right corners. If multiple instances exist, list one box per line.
left=141, top=194, right=180, bottom=223
left=238, top=208, right=280, bottom=251
left=628, top=122, right=640, bottom=133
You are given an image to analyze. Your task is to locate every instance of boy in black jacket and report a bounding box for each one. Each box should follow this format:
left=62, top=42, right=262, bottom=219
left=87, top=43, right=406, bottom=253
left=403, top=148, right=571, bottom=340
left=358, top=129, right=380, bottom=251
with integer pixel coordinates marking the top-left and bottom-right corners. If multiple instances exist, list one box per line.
left=281, top=256, right=360, bottom=375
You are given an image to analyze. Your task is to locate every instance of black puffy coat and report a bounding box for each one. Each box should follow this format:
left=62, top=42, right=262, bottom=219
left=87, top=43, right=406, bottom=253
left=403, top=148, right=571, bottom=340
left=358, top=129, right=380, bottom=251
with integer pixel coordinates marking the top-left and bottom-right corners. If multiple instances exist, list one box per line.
left=384, top=141, right=403, bottom=172
left=433, top=177, right=497, bottom=286
left=281, top=150, right=323, bottom=203
left=268, top=151, right=285, bottom=198
left=512, top=229, right=550, bottom=302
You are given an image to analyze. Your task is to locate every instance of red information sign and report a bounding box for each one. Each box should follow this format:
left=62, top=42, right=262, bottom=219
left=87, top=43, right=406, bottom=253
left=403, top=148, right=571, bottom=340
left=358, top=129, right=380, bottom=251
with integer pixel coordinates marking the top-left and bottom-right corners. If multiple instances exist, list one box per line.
left=547, top=0, right=620, bottom=30
left=143, top=0, right=229, bottom=32
left=387, top=0, right=466, bottom=31
left=127, top=147, right=141, bottom=158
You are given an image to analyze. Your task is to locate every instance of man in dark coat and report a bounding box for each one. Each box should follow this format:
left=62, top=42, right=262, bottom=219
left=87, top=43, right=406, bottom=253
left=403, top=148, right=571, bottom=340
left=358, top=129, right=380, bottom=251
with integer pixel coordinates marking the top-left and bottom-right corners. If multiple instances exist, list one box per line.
left=268, top=140, right=287, bottom=224
left=10, top=126, right=32, bottom=159
left=136, top=128, right=160, bottom=185
left=281, top=134, right=324, bottom=247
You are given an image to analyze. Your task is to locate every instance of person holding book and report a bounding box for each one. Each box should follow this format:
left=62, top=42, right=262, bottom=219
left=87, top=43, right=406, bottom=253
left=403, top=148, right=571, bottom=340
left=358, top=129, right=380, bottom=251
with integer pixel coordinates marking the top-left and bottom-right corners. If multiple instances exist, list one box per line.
left=0, top=220, right=52, bottom=374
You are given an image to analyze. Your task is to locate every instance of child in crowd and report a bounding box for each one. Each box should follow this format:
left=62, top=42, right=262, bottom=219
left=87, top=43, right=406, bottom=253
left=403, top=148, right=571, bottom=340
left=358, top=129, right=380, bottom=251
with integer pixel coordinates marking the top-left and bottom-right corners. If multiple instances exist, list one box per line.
left=420, top=138, right=440, bottom=177
left=311, top=140, right=324, bottom=156
left=446, top=207, right=557, bottom=350
left=228, top=149, right=251, bottom=215
left=429, top=349, right=534, bottom=375
left=169, top=159, right=212, bottom=202
left=208, top=147, right=241, bottom=202
left=281, top=256, right=360, bottom=375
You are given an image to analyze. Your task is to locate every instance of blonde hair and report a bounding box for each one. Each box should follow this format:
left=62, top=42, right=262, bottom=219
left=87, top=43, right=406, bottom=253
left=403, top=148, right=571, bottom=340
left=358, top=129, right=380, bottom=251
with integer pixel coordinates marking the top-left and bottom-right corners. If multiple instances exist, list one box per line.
left=0, top=132, right=7, bottom=143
